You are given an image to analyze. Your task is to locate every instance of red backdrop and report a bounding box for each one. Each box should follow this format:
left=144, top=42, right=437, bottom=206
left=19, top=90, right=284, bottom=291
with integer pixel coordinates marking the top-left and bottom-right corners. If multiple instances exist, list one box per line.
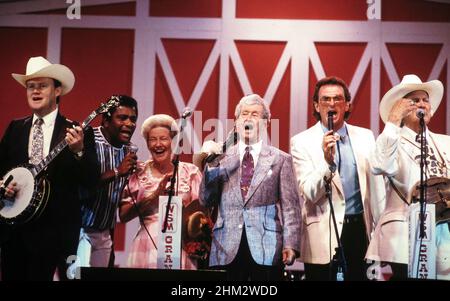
left=0, top=0, right=449, bottom=261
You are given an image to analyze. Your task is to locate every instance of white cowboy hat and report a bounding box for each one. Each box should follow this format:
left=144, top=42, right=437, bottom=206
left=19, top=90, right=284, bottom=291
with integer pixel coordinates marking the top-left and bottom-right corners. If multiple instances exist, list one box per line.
left=11, top=56, right=75, bottom=95
left=379, top=74, right=443, bottom=124
left=187, top=211, right=207, bottom=239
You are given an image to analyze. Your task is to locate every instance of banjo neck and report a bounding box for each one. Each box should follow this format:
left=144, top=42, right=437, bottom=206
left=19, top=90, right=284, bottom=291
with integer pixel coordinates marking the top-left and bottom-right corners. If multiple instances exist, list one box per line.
left=33, top=97, right=120, bottom=177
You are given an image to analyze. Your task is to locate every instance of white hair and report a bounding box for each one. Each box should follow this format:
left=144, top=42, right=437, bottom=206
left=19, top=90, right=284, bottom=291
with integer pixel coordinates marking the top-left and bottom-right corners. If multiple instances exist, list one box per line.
left=234, top=94, right=271, bottom=120
left=141, top=114, right=179, bottom=139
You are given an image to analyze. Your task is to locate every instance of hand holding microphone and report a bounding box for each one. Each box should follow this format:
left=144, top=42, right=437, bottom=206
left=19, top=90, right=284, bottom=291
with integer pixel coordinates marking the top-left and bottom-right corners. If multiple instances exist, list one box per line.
left=181, top=107, right=193, bottom=119
left=203, top=129, right=239, bottom=163
left=323, top=111, right=337, bottom=167
left=117, top=144, right=138, bottom=177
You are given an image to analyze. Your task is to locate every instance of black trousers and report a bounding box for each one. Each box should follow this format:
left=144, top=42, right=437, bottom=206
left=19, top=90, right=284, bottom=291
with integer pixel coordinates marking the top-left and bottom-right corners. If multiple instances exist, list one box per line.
left=1, top=235, right=59, bottom=281
left=215, top=230, right=283, bottom=281
left=305, top=213, right=369, bottom=281
left=1, top=231, right=75, bottom=281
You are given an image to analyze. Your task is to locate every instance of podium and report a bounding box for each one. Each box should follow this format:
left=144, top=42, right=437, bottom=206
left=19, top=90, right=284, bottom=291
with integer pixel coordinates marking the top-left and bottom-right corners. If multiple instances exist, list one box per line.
left=79, top=267, right=227, bottom=281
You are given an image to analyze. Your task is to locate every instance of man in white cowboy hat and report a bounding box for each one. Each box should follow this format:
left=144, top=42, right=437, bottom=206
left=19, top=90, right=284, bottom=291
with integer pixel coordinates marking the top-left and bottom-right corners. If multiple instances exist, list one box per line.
left=366, top=74, right=450, bottom=280
left=0, top=56, right=99, bottom=280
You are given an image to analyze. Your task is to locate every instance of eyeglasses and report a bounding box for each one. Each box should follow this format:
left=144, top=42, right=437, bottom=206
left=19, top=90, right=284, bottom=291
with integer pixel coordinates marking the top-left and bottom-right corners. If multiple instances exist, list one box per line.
left=26, top=82, right=51, bottom=91
left=319, top=95, right=345, bottom=103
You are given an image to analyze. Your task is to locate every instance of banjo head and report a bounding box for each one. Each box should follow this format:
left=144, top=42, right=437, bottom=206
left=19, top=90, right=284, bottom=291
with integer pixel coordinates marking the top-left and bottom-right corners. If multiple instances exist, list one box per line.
left=0, top=167, right=35, bottom=219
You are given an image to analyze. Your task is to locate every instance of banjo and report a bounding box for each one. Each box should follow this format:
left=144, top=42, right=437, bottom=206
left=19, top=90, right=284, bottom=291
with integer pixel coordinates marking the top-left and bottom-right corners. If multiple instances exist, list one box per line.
left=0, top=96, right=120, bottom=225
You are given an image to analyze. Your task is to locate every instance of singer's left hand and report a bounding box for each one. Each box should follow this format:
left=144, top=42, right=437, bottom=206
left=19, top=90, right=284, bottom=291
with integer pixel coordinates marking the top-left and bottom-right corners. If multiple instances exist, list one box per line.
left=282, top=248, right=296, bottom=266
left=118, top=153, right=138, bottom=176
left=200, top=140, right=222, bottom=156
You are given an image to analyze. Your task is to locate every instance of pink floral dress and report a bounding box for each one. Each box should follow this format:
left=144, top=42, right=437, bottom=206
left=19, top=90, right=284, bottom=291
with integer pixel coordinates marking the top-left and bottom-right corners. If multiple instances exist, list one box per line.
left=120, top=160, right=202, bottom=269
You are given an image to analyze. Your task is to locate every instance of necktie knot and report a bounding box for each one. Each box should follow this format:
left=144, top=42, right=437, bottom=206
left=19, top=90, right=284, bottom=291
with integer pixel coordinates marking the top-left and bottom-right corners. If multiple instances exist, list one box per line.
left=35, top=118, right=43, bottom=126
left=333, top=133, right=345, bottom=143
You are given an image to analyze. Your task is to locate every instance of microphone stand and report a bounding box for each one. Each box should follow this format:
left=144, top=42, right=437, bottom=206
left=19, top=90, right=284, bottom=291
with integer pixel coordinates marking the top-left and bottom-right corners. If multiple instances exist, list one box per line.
left=324, top=171, right=347, bottom=281
left=324, top=112, right=347, bottom=281
left=418, top=116, right=428, bottom=239
left=162, top=114, right=189, bottom=233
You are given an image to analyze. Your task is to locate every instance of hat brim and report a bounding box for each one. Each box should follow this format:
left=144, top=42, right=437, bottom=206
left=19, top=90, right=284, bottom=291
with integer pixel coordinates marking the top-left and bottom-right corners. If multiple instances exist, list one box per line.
left=192, top=152, right=209, bottom=171
left=379, top=80, right=443, bottom=124
left=12, top=64, right=75, bottom=96
left=187, top=211, right=207, bottom=239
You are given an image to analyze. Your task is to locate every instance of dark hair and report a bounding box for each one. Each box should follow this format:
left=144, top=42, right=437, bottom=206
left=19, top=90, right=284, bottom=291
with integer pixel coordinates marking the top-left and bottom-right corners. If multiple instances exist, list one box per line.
left=103, top=95, right=139, bottom=121
left=312, top=76, right=352, bottom=121
left=53, top=79, right=62, bottom=104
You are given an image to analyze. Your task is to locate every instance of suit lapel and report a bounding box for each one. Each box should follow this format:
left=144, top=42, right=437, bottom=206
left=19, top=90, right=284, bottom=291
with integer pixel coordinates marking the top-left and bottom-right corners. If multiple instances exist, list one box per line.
left=50, top=113, right=66, bottom=149
left=245, top=144, right=274, bottom=205
left=20, top=116, right=33, bottom=163
left=221, top=145, right=242, bottom=203
left=400, top=128, right=421, bottom=163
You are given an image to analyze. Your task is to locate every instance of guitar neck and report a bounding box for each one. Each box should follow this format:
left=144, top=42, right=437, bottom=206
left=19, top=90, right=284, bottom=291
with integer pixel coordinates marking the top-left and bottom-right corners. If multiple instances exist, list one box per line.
left=34, top=110, right=98, bottom=176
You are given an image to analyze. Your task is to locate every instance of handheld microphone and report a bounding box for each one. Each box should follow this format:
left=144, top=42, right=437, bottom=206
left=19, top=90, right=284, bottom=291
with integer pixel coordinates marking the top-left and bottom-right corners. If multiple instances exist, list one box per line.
left=128, top=144, right=139, bottom=154
left=205, top=130, right=239, bottom=163
left=327, top=111, right=336, bottom=132
left=0, top=175, right=14, bottom=199
left=126, top=144, right=139, bottom=174
left=181, top=107, right=193, bottom=119
left=326, top=111, right=337, bottom=172
left=416, top=108, right=425, bottom=119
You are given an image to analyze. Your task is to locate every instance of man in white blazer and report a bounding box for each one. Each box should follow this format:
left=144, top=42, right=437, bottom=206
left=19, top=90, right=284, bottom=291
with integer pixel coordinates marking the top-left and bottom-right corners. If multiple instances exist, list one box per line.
left=290, top=76, right=386, bottom=280
left=366, top=74, right=450, bottom=280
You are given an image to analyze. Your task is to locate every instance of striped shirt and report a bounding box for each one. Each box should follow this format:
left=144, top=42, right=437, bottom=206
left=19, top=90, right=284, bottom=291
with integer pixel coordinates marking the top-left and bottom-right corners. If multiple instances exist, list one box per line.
left=81, top=126, right=128, bottom=230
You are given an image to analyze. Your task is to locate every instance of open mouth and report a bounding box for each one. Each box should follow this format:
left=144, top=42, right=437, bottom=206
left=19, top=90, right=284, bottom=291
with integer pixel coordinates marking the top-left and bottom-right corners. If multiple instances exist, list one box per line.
left=327, top=110, right=338, bottom=121
left=327, top=110, right=337, bottom=117
left=152, top=148, right=166, bottom=156
left=244, top=123, right=254, bottom=131
left=119, top=129, right=132, bottom=139
left=32, top=96, right=43, bottom=102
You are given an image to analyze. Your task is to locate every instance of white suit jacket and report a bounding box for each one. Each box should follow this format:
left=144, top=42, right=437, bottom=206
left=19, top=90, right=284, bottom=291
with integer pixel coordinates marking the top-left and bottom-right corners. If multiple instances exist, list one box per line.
left=367, top=122, right=450, bottom=264
left=290, top=122, right=386, bottom=264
